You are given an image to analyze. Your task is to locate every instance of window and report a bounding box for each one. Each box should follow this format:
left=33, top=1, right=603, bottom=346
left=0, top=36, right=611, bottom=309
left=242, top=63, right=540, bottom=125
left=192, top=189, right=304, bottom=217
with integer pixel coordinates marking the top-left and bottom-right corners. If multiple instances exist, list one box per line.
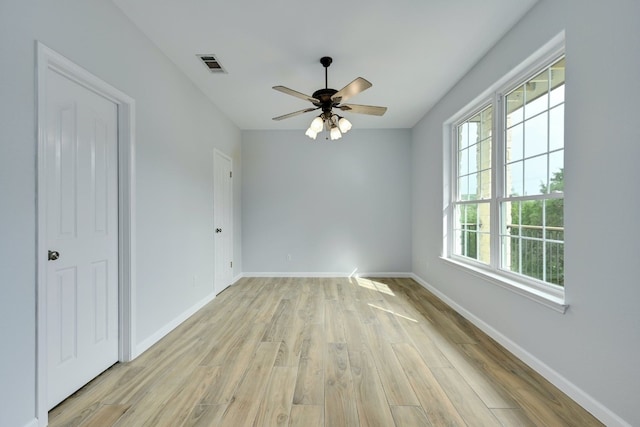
left=447, top=49, right=565, bottom=301
left=453, top=105, right=493, bottom=264
left=502, top=57, right=565, bottom=286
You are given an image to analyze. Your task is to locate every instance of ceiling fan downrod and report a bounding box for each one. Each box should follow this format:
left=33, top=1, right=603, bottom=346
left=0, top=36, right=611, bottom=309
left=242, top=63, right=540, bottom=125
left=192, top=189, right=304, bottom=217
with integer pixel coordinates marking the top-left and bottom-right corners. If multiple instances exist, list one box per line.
left=320, top=56, right=332, bottom=89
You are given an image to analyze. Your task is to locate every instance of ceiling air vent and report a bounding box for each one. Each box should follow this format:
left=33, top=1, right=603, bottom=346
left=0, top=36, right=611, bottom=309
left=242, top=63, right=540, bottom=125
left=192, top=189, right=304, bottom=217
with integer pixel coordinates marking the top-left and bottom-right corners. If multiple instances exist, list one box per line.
left=197, top=54, right=227, bottom=73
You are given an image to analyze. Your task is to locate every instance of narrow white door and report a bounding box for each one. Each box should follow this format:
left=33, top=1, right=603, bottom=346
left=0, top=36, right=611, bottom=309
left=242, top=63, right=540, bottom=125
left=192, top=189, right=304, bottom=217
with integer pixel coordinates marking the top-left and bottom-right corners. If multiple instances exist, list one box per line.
left=45, top=69, right=119, bottom=409
left=214, top=151, right=233, bottom=293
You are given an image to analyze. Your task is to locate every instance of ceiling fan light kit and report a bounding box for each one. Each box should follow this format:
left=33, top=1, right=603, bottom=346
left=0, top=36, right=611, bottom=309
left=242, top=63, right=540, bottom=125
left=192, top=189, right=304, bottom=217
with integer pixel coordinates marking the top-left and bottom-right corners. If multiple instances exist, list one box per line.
left=273, top=56, right=387, bottom=140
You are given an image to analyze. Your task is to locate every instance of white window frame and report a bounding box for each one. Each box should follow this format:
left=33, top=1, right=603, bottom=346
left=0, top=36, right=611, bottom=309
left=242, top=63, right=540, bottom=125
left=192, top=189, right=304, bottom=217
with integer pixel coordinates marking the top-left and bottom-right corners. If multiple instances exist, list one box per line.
left=443, top=34, right=567, bottom=313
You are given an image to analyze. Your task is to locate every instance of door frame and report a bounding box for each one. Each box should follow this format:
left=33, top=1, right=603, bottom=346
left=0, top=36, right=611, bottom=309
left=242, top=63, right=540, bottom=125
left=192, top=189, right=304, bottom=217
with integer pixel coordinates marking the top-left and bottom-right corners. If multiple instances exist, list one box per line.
left=213, top=149, right=233, bottom=293
left=35, top=42, right=136, bottom=424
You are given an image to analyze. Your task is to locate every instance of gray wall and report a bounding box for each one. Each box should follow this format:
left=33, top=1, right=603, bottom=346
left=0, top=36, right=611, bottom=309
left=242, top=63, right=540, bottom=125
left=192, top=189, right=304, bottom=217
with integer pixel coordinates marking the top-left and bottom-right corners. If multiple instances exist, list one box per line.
left=0, top=2, right=241, bottom=426
left=411, top=0, right=640, bottom=425
left=242, top=129, right=411, bottom=275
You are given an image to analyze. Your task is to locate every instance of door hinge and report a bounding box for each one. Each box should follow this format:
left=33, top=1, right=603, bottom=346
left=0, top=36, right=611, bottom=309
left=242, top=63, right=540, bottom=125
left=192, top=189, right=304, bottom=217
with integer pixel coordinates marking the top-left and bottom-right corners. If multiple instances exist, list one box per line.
left=229, top=171, right=232, bottom=178
left=230, top=261, right=233, bottom=268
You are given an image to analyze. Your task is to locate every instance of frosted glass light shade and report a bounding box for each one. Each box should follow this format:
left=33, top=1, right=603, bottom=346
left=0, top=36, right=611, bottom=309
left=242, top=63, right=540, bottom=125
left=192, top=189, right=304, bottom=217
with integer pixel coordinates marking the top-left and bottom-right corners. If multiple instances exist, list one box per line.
left=310, top=116, right=324, bottom=132
left=305, top=127, right=317, bottom=139
left=330, top=127, right=342, bottom=140
left=338, top=117, right=352, bottom=133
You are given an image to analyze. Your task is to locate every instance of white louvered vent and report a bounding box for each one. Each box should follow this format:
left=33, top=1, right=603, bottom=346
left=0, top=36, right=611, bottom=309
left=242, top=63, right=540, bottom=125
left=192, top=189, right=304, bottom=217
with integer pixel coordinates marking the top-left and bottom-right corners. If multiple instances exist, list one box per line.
left=197, top=54, right=227, bottom=73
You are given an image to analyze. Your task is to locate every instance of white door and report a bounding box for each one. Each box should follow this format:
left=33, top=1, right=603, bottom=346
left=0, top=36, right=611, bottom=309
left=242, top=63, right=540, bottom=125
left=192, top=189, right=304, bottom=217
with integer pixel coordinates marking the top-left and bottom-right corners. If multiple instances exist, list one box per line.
left=45, top=69, right=119, bottom=409
left=214, top=150, right=233, bottom=293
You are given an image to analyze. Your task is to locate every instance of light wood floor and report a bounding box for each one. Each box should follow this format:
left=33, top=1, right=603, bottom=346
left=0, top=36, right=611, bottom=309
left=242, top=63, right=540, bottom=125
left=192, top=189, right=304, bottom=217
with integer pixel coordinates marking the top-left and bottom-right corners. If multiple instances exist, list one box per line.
left=49, top=277, right=602, bottom=427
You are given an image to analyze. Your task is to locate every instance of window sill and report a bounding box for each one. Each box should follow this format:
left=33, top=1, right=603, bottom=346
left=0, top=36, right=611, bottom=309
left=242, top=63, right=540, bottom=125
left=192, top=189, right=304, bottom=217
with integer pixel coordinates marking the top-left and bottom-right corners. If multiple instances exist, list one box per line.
left=439, top=257, right=568, bottom=313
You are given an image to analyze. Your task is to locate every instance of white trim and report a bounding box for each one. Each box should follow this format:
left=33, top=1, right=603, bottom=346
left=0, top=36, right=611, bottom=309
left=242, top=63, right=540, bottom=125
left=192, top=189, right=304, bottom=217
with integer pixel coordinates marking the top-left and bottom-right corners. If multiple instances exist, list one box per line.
left=442, top=32, right=567, bottom=308
left=410, top=273, right=631, bottom=427
left=213, top=149, right=234, bottom=293
left=22, top=419, right=38, bottom=427
left=243, top=272, right=413, bottom=278
left=117, top=93, right=137, bottom=364
left=440, top=257, right=566, bottom=312
left=231, top=272, right=245, bottom=285
left=134, top=291, right=217, bottom=357
left=35, top=42, right=136, bottom=425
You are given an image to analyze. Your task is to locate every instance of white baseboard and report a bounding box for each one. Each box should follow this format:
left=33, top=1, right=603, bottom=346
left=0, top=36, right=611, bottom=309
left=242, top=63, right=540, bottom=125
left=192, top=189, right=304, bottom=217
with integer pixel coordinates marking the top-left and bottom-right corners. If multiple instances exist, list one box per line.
left=231, top=273, right=244, bottom=284
left=410, top=273, right=631, bottom=427
left=133, top=291, right=217, bottom=358
left=24, top=418, right=38, bottom=427
left=243, top=271, right=412, bottom=278
left=360, top=272, right=413, bottom=278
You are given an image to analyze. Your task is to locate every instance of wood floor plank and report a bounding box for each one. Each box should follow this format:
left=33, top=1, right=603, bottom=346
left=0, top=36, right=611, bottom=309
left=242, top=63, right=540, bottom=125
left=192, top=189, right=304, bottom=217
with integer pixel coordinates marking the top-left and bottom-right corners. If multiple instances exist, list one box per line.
left=199, top=325, right=266, bottom=405
left=197, top=297, right=259, bottom=366
left=322, top=277, right=339, bottom=300
left=289, top=405, right=323, bottom=427
left=348, top=347, right=396, bottom=427
left=139, top=365, right=220, bottom=427
left=49, top=401, right=102, bottom=427
left=335, top=277, right=358, bottom=311
left=275, top=292, right=307, bottom=367
left=342, top=308, right=369, bottom=351
left=363, top=323, right=420, bottom=406
left=400, top=318, right=451, bottom=368
left=455, top=343, right=527, bottom=409
left=104, top=335, right=208, bottom=407
left=392, top=342, right=467, bottom=427
left=353, top=277, right=393, bottom=302
left=296, top=280, right=323, bottom=325
left=512, top=385, right=596, bottom=427
left=413, top=297, right=477, bottom=344
left=80, top=404, right=130, bottom=427
left=390, top=405, right=433, bottom=427
left=253, top=367, right=297, bottom=427
left=325, top=299, right=346, bottom=343
left=49, top=364, right=136, bottom=427
left=248, top=283, right=286, bottom=324
left=369, top=302, right=409, bottom=343
left=262, top=299, right=293, bottom=342
left=491, top=408, right=537, bottom=427
left=325, top=342, right=359, bottom=426
left=48, top=277, right=603, bottom=427
left=349, top=277, right=382, bottom=304
left=293, top=324, right=324, bottom=405
left=217, top=341, right=281, bottom=427
left=353, top=299, right=379, bottom=326
left=182, top=404, right=226, bottom=427
left=111, top=372, right=188, bottom=426
left=431, top=367, right=502, bottom=427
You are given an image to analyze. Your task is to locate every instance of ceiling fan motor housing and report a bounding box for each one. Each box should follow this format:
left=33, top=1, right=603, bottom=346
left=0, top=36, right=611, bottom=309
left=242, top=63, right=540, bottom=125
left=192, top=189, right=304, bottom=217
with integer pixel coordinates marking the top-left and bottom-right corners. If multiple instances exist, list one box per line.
left=312, top=88, right=340, bottom=112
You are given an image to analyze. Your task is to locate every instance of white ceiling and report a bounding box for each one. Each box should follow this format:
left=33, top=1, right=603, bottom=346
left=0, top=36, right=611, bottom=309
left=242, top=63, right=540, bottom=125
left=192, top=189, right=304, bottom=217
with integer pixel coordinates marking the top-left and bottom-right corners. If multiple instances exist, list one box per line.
left=112, top=0, right=538, bottom=130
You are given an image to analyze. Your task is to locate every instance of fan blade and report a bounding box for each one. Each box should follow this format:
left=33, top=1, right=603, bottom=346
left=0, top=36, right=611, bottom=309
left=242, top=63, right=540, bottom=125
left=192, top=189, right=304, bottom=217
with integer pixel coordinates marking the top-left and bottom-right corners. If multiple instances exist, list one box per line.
left=272, top=107, right=319, bottom=121
left=331, top=77, right=372, bottom=103
left=338, top=104, right=387, bottom=116
left=273, top=86, right=319, bottom=103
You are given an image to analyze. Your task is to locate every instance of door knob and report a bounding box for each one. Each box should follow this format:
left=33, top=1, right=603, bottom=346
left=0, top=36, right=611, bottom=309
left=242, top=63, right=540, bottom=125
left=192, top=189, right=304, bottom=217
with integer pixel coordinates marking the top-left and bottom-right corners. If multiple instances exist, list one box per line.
left=215, top=228, right=222, bottom=233
left=48, top=250, right=60, bottom=261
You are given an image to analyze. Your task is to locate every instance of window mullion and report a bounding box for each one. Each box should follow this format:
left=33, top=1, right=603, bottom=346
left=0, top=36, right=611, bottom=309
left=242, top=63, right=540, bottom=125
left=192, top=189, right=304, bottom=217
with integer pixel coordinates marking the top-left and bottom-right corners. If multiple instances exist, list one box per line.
left=491, top=92, right=503, bottom=271
left=448, top=124, right=456, bottom=258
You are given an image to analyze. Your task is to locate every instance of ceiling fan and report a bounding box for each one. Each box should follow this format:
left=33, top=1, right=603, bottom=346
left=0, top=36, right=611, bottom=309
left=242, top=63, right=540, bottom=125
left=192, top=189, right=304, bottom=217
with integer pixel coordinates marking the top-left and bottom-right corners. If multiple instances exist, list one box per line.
left=272, top=56, right=387, bottom=140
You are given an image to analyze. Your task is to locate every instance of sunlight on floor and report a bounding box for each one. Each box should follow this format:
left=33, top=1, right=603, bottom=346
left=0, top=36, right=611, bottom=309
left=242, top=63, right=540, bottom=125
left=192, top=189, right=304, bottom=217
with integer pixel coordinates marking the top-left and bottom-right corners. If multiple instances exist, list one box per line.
left=367, top=303, right=418, bottom=323
left=349, top=277, right=395, bottom=296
